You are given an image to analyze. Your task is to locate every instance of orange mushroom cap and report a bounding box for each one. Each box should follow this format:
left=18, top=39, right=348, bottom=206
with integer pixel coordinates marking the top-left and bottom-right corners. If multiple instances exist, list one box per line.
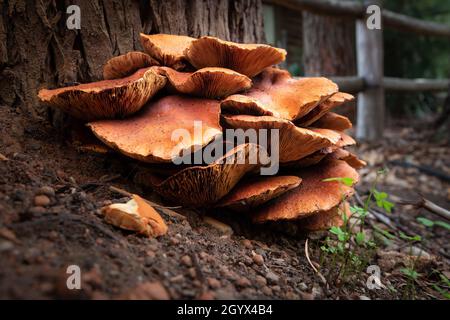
left=312, top=112, right=353, bottom=131
left=103, top=51, right=159, bottom=80
left=298, top=201, right=351, bottom=232
left=252, top=159, right=359, bottom=223
left=140, top=33, right=195, bottom=70
left=222, top=114, right=340, bottom=163
left=184, top=36, right=286, bottom=77
left=296, top=92, right=354, bottom=127
left=221, top=68, right=338, bottom=121
left=216, top=175, right=301, bottom=211
left=147, top=144, right=260, bottom=207
left=157, top=66, right=252, bottom=99
left=38, top=67, right=166, bottom=121
left=88, top=95, right=222, bottom=163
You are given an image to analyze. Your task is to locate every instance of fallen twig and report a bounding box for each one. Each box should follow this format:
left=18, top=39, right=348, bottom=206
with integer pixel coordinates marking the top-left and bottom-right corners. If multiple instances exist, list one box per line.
left=398, top=195, right=450, bottom=221
left=0, top=152, right=8, bottom=161
left=109, top=185, right=186, bottom=220
left=305, top=238, right=327, bottom=285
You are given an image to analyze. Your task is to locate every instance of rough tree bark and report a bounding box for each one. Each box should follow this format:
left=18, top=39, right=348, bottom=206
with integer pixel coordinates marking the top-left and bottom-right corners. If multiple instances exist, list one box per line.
left=0, top=0, right=264, bottom=118
left=302, top=8, right=356, bottom=119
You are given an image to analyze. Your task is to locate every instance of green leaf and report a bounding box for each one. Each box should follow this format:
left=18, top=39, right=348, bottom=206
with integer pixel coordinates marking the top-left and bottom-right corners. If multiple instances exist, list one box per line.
left=417, top=217, right=434, bottom=227
left=322, top=177, right=354, bottom=187
left=435, top=221, right=450, bottom=231
left=373, top=190, right=394, bottom=213
left=330, top=226, right=347, bottom=242
left=373, top=225, right=396, bottom=240
left=350, top=205, right=368, bottom=218
left=400, top=268, right=419, bottom=280
left=355, top=232, right=365, bottom=246
left=399, top=231, right=421, bottom=242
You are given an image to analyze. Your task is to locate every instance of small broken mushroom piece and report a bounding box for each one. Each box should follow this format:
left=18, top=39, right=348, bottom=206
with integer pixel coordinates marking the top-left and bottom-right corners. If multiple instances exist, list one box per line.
left=147, top=144, right=260, bottom=207
left=156, top=67, right=252, bottom=99
left=298, top=201, right=351, bottom=232
left=296, top=92, right=354, bottom=127
left=140, top=33, right=195, bottom=70
left=328, top=149, right=367, bottom=169
left=221, top=68, right=338, bottom=121
left=88, top=95, right=222, bottom=163
left=312, top=112, right=353, bottom=131
left=222, top=114, right=340, bottom=163
left=216, top=175, right=301, bottom=211
left=252, top=159, right=359, bottom=223
left=101, top=194, right=168, bottom=237
left=103, top=51, right=159, bottom=80
left=184, top=36, right=287, bottom=77
left=38, top=67, right=167, bottom=121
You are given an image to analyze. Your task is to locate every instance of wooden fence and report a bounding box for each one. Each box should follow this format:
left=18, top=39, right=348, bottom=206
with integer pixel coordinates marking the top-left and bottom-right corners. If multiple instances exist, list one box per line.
left=265, top=0, right=450, bottom=140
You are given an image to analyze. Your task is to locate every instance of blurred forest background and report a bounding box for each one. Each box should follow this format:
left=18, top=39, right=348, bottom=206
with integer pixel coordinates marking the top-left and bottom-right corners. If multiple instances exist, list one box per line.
left=264, top=0, right=450, bottom=123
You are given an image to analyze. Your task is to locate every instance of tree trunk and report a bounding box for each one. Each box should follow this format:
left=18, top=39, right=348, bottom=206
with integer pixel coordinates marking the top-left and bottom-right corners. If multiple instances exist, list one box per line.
left=302, top=9, right=356, bottom=119
left=0, top=0, right=265, bottom=118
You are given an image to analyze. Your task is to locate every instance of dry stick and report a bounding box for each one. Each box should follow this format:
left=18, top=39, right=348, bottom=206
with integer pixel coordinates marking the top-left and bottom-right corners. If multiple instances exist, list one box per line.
left=0, top=153, right=8, bottom=161
left=109, top=185, right=186, bottom=220
left=305, top=238, right=327, bottom=285
left=398, top=196, right=450, bottom=221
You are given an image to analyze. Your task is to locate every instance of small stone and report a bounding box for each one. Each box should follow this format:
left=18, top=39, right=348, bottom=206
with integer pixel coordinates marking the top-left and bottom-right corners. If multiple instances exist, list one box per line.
left=188, top=267, right=197, bottom=279
left=170, top=237, right=180, bottom=245
left=312, top=285, right=323, bottom=299
left=146, top=250, right=156, bottom=258
left=255, top=275, right=267, bottom=287
left=265, top=271, right=279, bottom=284
left=181, top=255, right=192, bottom=267
left=359, top=295, right=371, bottom=300
left=271, top=285, right=281, bottom=292
left=252, top=254, right=264, bottom=266
left=207, top=277, right=221, bottom=289
left=235, top=277, right=251, bottom=288
left=169, top=274, right=184, bottom=283
left=299, top=282, right=308, bottom=291
left=34, top=195, right=50, bottom=207
left=243, top=255, right=253, bottom=266
left=199, top=251, right=208, bottom=260
left=120, top=281, right=170, bottom=300
left=37, top=186, right=55, bottom=197
left=402, top=246, right=431, bottom=259
left=28, top=206, right=46, bottom=215
left=284, top=291, right=299, bottom=299
left=198, top=291, right=215, bottom=300
left=242, top=239, right=253, bottom=249
left=300, top=291, right=314, bottom=300
left=261, top=286, right=272, bottom=296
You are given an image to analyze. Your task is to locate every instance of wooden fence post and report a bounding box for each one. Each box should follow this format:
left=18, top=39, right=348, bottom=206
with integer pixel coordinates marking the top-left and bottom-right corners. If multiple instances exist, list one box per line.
left=356, top=0, right=385, bottom=141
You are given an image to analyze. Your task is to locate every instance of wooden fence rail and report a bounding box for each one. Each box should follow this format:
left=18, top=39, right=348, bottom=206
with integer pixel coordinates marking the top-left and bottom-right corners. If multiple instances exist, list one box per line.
left=265, top=0, right=450, bottom=140
left=329, top=77, right=450, bottom=93
left=267, top=0, right=450, bottom=37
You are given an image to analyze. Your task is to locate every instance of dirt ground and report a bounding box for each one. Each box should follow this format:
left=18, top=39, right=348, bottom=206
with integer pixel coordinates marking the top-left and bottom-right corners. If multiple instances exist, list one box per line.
left=0, top=106, right=449, bottom=300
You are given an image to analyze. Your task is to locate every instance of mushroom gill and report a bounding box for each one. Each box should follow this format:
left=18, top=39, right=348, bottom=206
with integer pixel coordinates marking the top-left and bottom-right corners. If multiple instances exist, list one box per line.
left=103, top=51, right=159, bottom=80
left=184, top=36, right=286, bottom=77
left=38, top=67, right=166, bottom=121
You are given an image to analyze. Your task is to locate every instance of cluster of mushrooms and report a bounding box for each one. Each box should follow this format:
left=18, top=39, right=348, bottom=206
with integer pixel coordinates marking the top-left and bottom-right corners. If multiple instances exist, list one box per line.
left=38, top=33, right=366, bottom=233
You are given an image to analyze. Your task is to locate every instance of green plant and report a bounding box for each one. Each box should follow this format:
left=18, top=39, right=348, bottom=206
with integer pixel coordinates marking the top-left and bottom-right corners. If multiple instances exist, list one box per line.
left=417, top=217, right=450, bottom=231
